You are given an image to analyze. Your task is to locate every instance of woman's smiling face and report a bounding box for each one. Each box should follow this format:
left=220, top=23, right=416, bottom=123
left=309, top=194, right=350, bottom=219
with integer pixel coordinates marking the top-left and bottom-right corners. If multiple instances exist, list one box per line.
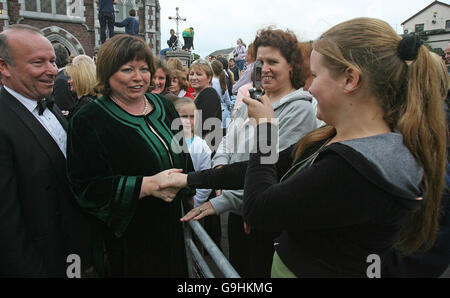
left=256, top=46, right=293, bottom=94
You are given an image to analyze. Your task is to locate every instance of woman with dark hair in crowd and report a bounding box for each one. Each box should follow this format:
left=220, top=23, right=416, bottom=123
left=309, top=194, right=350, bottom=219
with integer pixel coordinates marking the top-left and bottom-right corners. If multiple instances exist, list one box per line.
left=66, top=34, right=194, bottom=277
left=216, top=56, right=234, bottom=97
left=169, top=69, right=194, bottom=99
left=211, top=60, right=232, bottom=128
left=179, top=27, right=318, bottom=277
left=151, top=57, right=171, bottom=95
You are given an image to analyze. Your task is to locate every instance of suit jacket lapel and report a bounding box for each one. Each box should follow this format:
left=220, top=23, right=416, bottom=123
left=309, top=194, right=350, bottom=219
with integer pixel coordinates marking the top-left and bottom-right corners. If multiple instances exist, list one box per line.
left=1, top=88, right=67, bottom=176
left=48, top=95, right=69, bottom=131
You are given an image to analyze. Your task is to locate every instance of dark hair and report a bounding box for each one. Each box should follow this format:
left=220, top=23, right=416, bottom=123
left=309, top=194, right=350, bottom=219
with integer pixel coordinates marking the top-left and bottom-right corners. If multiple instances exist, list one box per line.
left=217, top=56, right=234, bottom=86
left=253, top=28, right=305, bottom=89
left=96, top=35, right=155, bottom=96
left=152, top=57, right=172, bottom=92
left=298, top=41, right=314, bottom=89
left=53, top=44, right=69, bottom=68
left=246, top=43, right=256, bottom=63
left=0, top=24, right=43, bottom=66
left=211, top=60, right=227, bottom=94
left=129, top=9, right=136, bottom=17
left=172, top=69, right=189, bottom=90
left=217, top=56, right=228, bottom=69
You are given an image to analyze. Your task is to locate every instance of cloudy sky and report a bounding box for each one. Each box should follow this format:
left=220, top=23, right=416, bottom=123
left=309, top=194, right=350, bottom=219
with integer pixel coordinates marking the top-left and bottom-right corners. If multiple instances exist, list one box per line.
left=159, top=0, right=448, bottom=58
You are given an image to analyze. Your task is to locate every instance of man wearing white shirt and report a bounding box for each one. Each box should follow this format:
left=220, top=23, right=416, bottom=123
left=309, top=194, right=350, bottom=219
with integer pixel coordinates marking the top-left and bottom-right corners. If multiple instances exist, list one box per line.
left=0, top=24, right=95, bottom=277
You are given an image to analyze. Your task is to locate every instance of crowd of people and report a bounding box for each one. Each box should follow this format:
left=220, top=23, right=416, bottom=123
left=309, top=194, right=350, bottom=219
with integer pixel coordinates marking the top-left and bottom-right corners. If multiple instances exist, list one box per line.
left=1, top=15, right=450, bottom=279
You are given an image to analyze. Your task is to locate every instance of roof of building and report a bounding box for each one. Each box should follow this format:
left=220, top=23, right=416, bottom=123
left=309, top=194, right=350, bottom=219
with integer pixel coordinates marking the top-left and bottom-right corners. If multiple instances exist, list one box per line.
left=208, top=47, right=234, bottom=58
left=401, top=0, right=450, bottom=25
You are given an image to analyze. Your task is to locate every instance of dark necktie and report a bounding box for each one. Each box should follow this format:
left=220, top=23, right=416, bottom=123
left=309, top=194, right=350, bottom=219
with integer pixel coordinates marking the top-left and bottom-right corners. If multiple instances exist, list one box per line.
left=37, top=98, right=55, bottom=115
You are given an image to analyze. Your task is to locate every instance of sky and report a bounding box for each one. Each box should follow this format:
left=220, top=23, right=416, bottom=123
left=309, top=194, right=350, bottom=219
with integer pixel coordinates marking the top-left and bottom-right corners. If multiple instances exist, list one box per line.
left=159, top=0, right=449, bottom=58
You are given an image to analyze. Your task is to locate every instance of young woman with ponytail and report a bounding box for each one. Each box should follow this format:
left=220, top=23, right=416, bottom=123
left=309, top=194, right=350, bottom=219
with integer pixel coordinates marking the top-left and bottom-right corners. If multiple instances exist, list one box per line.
left=211, top=60, right=232, bottom=128
left=241, top=17, right=446, bottom=277
left=160, top=18, right=447, bottom=277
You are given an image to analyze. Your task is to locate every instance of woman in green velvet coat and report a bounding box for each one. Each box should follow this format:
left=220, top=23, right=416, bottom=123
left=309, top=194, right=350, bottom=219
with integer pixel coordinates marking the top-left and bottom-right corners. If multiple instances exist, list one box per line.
left=66, top=35, right=195, bottom=277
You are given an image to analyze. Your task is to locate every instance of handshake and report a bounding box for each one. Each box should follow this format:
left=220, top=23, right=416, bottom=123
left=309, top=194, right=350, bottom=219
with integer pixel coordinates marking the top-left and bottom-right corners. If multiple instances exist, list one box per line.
left=140, top=169, right=217, bottom=222
left=140, top=169, right=188, bottom=203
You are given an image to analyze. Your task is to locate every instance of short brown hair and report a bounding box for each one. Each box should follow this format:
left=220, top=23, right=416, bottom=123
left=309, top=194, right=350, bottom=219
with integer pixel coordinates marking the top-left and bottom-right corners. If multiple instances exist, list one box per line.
left=172, top=69, right=189, bottom=90
left=129, top=9, right=136, bottom=17
left=253, top=28, right=305, bottom=89
left=167, top=57, right=184, bottom=71
left=96, top=35, right=155, bottom=96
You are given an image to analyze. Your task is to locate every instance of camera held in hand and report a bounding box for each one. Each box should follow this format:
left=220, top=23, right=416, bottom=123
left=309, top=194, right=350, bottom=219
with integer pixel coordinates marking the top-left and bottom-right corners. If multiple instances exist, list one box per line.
left=249, top=60, right=264, bottom=101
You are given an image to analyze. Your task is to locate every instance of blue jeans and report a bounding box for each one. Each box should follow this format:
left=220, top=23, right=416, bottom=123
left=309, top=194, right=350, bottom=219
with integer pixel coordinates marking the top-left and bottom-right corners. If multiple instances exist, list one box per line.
left=160, top=48, right=171, bottom=57
left=99, top=12, right=115, bottom=44
left=222, top=104, right=231, bottom=128
left=236, top=59, right=246, bottom=71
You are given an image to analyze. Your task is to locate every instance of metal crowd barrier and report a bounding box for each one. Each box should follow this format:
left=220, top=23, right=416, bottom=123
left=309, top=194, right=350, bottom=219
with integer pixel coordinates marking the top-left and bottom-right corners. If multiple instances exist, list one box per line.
left=183, top=219, right=240, bottom=278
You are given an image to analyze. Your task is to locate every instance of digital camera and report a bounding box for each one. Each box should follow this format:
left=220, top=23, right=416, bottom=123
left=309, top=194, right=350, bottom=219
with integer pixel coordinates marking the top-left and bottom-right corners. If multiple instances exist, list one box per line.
left=249, top=60, right=264, bottom=101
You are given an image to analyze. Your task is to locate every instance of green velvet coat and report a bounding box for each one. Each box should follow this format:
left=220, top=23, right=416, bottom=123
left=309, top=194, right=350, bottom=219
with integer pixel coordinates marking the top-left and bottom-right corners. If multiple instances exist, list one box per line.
left=67, top=93, right=195, bottom=277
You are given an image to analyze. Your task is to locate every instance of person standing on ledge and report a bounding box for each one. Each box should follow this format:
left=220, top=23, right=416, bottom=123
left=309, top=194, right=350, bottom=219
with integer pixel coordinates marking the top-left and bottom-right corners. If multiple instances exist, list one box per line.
left=115, top=8, right=139, bottom=36
left=96, top=0, right=118, bottom=44
left=182, top=27, right=194, bottom=51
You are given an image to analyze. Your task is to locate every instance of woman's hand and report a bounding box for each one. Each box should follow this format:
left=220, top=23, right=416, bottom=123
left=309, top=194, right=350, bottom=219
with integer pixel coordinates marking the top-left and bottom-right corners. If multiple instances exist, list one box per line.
left=153, top=187, right=180, bottom=203
left=158, top=171, right=188, bottom=189
left=180, top=201, right=216, bottom=222
left=243, top=221, right=252, bottom=235
left=242, top=94, right=275, bottom=124
left=140, top=169, right=184, bottom=202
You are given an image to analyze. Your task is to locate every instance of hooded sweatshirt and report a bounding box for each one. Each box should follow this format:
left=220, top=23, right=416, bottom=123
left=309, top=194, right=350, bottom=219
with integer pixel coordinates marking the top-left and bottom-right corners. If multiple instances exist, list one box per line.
left=210, top=88, right=318, bottom=215
left=243, top=127, right=425, bottom=277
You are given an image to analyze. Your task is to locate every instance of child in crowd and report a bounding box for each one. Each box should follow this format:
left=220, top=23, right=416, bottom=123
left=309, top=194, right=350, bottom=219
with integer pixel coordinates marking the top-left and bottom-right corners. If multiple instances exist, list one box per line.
left=174, top=98, right=212, bottom=208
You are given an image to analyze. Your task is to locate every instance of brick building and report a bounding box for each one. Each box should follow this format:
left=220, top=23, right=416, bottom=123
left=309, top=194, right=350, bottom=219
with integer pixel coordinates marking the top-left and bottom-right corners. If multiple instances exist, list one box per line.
left=0, top=0, right=161, bottom=57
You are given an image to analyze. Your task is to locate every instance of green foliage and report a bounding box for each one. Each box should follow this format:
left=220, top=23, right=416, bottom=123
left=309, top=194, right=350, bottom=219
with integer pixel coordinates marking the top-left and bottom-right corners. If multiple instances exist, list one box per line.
left=424, top=40, right=444, bottom=56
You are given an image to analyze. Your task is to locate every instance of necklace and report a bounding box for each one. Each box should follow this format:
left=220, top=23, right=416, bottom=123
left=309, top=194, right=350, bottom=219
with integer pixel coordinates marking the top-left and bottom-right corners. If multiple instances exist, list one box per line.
left=111, top=95, right=149, bottom=115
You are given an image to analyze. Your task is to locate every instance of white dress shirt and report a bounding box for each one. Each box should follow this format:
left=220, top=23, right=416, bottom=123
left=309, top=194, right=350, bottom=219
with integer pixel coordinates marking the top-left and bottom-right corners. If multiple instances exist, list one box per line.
left=4, top=86, right=67, bottom=157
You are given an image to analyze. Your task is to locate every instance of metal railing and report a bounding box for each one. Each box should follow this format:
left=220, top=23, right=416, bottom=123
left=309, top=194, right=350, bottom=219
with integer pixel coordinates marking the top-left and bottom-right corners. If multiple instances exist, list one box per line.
left=183, top=219, right=240, bottom=278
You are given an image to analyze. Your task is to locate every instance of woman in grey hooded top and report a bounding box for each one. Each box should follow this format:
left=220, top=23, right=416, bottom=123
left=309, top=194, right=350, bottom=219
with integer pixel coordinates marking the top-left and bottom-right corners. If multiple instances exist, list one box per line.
left=180, top=28, right=318, bottom=277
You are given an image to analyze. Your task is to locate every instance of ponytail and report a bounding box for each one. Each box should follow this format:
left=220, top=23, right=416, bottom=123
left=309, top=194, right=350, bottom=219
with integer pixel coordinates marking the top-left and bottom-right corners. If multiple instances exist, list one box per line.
left=211, top=60, right=227, bottom=95
left=218, top=71, right=227, bottom=95
left=301, top=18, right=447, bottom=254
left=293, top=126, right=336, bottom=162
left=394, top=46, right=447, bottom=253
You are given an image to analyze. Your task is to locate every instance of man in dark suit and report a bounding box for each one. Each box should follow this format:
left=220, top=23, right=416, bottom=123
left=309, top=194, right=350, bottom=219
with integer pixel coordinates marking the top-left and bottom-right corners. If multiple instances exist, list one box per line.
left=52, top=44, right=77, bottom=111
left=0, top=24, right=95, bottom=277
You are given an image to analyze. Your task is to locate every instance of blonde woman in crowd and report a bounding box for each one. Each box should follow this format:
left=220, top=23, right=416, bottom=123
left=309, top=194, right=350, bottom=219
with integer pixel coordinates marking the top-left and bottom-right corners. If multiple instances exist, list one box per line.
left=64, top=54, right=98, bottom=119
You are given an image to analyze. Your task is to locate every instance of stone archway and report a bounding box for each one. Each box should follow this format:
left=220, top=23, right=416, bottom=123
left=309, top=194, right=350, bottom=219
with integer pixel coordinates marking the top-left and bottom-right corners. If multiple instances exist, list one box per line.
left=41, top=26, right=86, bottom=56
